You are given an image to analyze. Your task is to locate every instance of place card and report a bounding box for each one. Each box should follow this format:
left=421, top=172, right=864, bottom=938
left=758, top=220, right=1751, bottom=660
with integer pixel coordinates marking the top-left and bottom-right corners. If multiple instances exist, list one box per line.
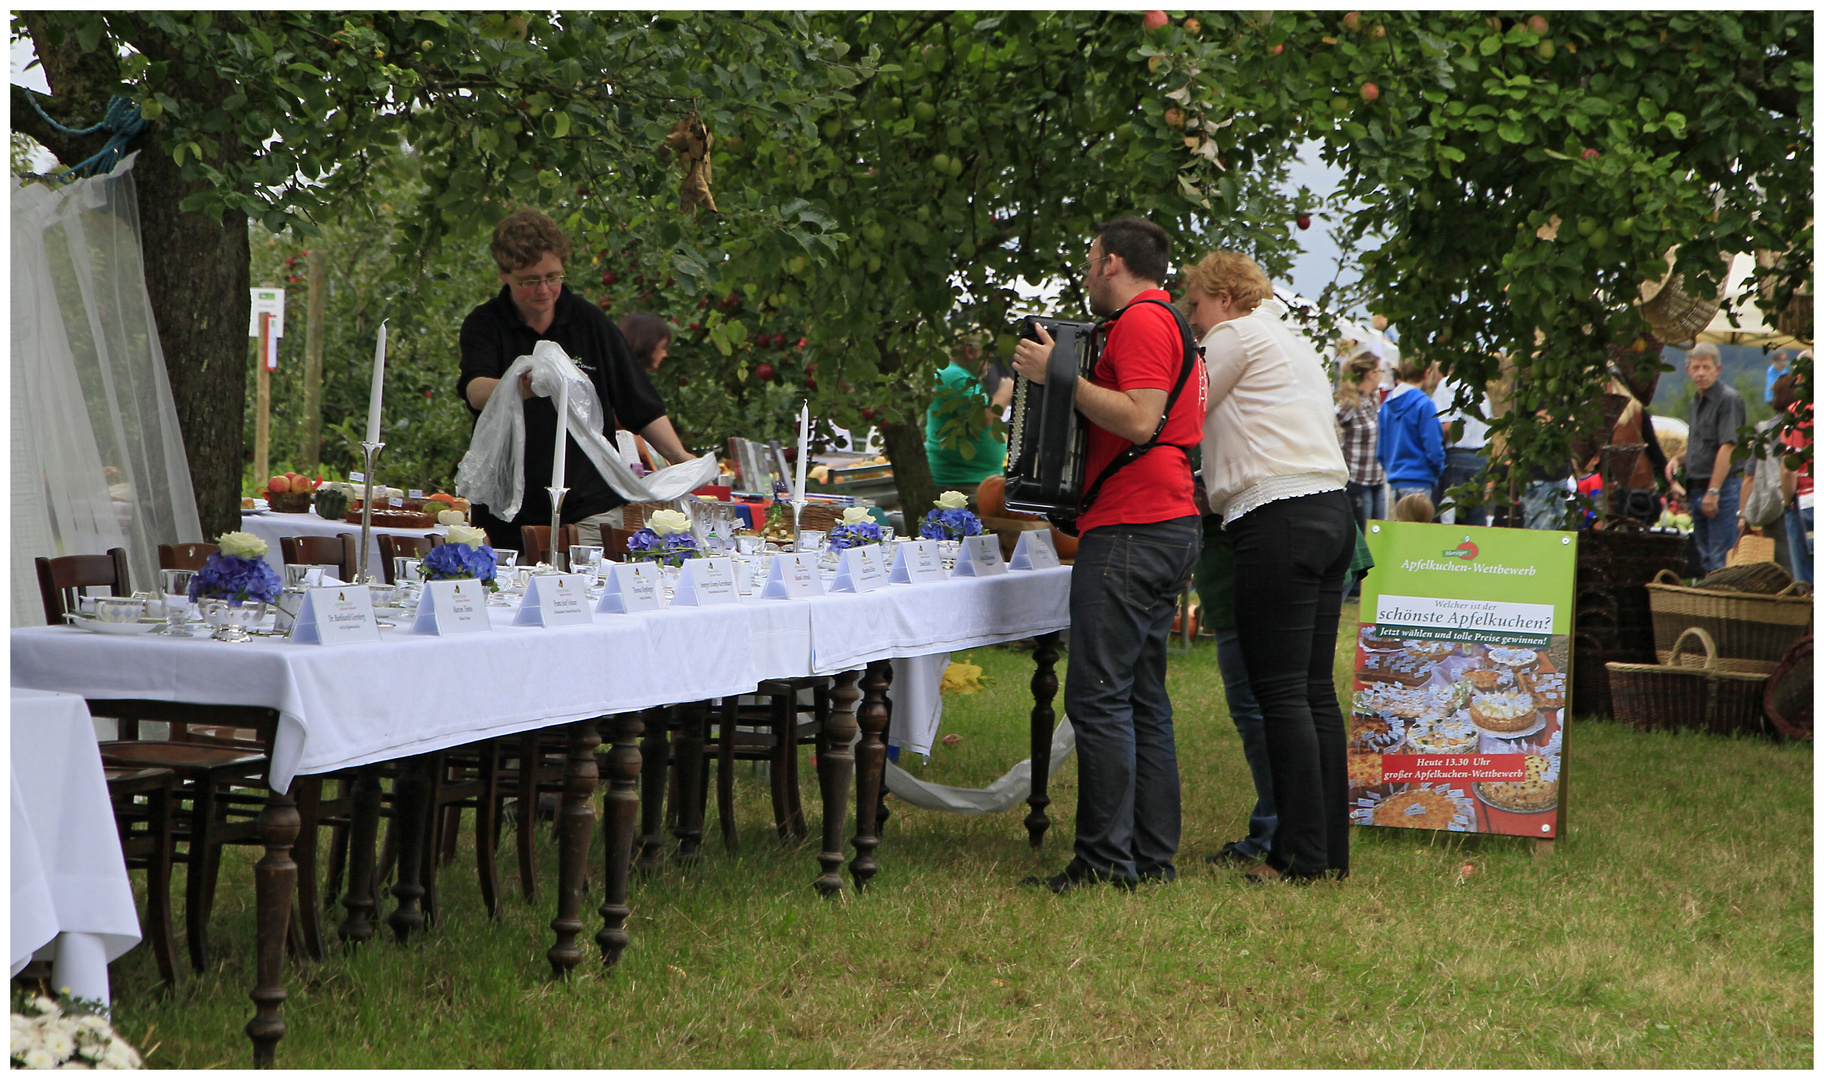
left=291, top=584, right=381, bottom=645
left=672, top=557, right=740, bottom=606
left=597, top=562, right=664, bottom=613
left=347, top=470, right=365, bottom=483
left=951, top=533, right=1008, bottom=577
left=889, top=539, right=947, bottom=584
left=411, top=578, right=493, bottom=635
left=1009, top=529, right=1061, bottom=570
left=831, top=544, right=889, bottom=593
left=762, top=551, right=825, bottom=599
left=409, top=489, right=424, bottom=499
left=513, top=573, right=593, bottom=627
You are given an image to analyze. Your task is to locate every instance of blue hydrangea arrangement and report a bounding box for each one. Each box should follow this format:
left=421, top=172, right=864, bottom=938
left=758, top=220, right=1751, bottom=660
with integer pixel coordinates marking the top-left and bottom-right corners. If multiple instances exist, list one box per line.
left=919, top=507, right=982, bottom=541
left=624, top=527, right=700, bottom=568
left=827, top=520, right=884, bottom=550
left=187, top=552, right=282, bottom=606
left=418, top=542, right=499, bottom=590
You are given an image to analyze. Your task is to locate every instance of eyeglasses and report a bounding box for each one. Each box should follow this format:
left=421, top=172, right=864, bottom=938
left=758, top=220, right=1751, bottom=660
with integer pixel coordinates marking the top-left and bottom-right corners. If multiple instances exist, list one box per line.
left=1077, top=254, right=1109, bottom=277
left=510, top=272, right=566, bottom=289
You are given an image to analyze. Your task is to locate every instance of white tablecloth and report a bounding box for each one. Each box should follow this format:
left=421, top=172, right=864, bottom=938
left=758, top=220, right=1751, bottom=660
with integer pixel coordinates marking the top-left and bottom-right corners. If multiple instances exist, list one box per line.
left=237, top=508, right=448, bottom=577
left=11, top=689, right=141, bottom=1003
left=12, top=567, right=1071, bottom=793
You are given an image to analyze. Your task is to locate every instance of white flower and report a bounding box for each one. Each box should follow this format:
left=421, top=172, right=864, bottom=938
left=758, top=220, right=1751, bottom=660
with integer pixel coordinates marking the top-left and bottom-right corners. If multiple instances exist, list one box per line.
left=41, top=1029, right=75, bottom=1061
left=22, top=1047, right=55, bottom=1069
left=935, top=490, right=968, bottom=510
left=445, top=524, right=487, bottom=549
left=216, top=531, right=268, bottom=560
left=31, top=997, right=60, bottom=1017
left=648, top=509, right=691, bottom=536
left=99, top=1043, right=139, bottom=1070
left=73, top=1018, right=108, bottom=1036
left=840, top=506, right=872, bottom=525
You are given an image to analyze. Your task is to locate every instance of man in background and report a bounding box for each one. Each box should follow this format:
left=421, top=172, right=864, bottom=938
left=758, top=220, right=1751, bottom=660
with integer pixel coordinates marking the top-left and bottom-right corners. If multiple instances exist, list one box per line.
left=1666, top=343, right=1746, bottom=572
left=1430, top=368, right=1490, bottom=526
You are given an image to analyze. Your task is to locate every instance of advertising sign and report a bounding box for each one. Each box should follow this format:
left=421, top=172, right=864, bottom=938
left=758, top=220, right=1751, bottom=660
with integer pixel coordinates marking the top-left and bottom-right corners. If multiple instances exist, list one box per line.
left=1353, top=522, right=1575, bottom=840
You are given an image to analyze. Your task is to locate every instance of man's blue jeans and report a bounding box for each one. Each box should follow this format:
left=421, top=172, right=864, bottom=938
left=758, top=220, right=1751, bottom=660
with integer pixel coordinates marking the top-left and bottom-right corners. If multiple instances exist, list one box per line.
left=1692, top=474, right=1743, bottom=573
left=1392, top=484, right=1434, bottom=516
left=1215, top=628, right=1275, bottom=858
left=1785, top=502, right=1813, bottom=584
left=1346, top=481, right=1384, bottom=534
left=1064, top=516, right=1202, bottom=884
left=1436, top=447, right=1488, bottom=526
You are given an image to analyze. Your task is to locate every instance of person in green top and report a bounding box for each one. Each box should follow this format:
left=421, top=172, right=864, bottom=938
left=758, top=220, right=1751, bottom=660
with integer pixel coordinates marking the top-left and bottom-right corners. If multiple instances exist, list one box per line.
left=925, top=335, right=1014, bottom=506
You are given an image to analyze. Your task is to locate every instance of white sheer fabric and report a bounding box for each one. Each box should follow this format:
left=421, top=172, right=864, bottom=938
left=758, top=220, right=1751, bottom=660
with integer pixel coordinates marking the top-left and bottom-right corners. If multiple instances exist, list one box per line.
left=882, top=717, right=1077, bottom=815
left=11, top=152, right=201, bottom=626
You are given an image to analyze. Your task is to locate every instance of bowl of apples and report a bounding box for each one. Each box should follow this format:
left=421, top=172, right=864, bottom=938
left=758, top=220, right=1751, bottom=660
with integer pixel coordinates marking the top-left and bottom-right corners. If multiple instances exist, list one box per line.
left=267, top=471, right=322, bottom=513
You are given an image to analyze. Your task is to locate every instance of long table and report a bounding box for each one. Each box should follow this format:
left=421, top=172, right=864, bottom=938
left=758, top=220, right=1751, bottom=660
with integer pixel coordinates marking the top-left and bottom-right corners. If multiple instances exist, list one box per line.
left=12, top=564, right=1070, bottom=1066
left=235, top=507, right=449, bottom=578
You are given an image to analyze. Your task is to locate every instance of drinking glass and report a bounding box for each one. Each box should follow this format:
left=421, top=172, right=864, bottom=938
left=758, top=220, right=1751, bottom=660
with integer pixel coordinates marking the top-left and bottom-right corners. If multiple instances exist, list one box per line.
left=796, top=529, right=827, bottom=554
left=285, top=563, right=337, bottom=588
left=495, top=550, right=520, bottom=570
left=394, top=557, right=422, bottom=586
left=569, top=545, right=603, bottom=575
left=880, top=525, right=897, bottom=543
left=159, top=570, right=195, bottom=632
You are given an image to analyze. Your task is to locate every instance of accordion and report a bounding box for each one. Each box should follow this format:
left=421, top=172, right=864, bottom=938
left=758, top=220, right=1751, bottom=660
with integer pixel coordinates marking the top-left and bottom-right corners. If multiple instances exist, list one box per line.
left=1002, top=315, right=1101, bottom=518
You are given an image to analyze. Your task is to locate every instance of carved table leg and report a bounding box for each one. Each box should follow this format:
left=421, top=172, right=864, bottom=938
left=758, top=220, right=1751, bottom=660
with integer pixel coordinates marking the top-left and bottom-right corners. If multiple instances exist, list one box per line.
left=1025, top=631, right=1061, bottom=849
left=338, top=766, right=382, bottom=945
left=547, top=719, right=602, bottom=978
left=595, top=712, right=644, bottom=967
left=386, top=755, right=432, bottom=944
left=474, top=739, right=501, bottom=918
left=813, top=670, right=861, bottom=897
left=671, top=700, right=707, bottom=861
left=246, top=783, right=298, bottom=1068
left=634, top=707, right=670, bottom=873
left=849, top=660, right=893, bottom=891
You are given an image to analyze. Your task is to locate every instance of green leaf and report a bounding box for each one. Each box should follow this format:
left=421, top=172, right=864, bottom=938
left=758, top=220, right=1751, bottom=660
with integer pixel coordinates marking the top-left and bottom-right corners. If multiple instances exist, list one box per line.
left=1479, top=35, right=1504, bottom=56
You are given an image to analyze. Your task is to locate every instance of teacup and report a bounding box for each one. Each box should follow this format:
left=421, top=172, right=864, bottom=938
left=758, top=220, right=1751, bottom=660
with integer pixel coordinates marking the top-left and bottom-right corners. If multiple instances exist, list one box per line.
left=93, top=597, right=146, bottom=624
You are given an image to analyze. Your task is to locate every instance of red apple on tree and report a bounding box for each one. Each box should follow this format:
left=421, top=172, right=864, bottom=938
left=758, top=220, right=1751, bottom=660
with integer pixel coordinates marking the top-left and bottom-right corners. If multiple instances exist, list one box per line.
left=1528, top=14, right=1549, bottom=34
left=1581, top=147, right=1601, bottom=160
left=1142, top=10, right=1169, bottom=31
left=602, top=270, right=616, bottom=285
left=1360, top=81, right=1380, bottom=102
left=1341, top=11, right=1362, bottom=32
left=1296, top=214, right=1312, bottom=230
left=1269, top=43, right=1284, bottom=55
left=1163, top=107, right=1186, bottom=128
left=755, top=363, right=776, bottom=382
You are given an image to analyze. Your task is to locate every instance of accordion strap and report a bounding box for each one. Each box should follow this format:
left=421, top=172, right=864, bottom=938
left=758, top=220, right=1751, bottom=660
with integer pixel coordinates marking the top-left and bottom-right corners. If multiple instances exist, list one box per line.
left=1072, top=298, right=1202, bottom=522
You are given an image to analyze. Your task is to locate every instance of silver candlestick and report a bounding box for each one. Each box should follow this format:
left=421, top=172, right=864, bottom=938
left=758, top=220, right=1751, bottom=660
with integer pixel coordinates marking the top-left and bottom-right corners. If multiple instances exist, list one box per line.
left=356, top=440, right=385, bottom=584
left=547, top=486, right=570, bottom=572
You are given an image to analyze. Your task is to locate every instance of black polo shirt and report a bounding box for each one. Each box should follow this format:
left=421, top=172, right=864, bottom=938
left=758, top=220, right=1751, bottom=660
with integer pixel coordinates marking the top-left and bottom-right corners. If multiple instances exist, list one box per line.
left=457, top=285, right=668, bottom=531
left=1685, top=379, right=1747, bottom=484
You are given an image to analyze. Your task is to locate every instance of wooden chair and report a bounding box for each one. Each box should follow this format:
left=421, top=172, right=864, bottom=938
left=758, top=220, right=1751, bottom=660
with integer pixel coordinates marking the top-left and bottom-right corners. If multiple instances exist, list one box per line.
left=104, top=767, right=181, bottom=988
left=604, top=526, right=639, bottom=563
left=279, top=534, right=358, bottom=582
left=519, top=524, right=579, bottom=567
left=34, top=549, right=131, bottom=625
left=157, top=542, right=218, bottom=572
left=376, top=534, right=442, bottom=584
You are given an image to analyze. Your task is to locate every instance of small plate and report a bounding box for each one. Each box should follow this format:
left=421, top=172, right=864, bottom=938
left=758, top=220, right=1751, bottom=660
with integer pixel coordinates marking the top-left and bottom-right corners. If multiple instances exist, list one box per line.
left=65, top=613, right=166, bottom=636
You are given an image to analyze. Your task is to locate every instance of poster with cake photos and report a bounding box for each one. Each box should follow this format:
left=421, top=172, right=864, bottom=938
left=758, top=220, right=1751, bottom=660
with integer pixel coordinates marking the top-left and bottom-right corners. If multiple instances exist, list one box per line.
left=1351, top=521, right=1574, bottom=840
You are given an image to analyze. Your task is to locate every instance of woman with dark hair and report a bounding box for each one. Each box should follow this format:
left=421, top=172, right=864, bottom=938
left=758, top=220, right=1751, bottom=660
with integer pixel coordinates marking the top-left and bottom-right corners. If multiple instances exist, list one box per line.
left=618, top=311, right=673, bottom=374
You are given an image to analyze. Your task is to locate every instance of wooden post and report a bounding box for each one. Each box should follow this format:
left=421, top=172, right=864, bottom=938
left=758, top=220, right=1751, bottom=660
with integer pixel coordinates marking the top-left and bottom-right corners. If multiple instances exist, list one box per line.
left=300, top=250, right=327, bottom=471
left=253, top=312, right=272, bottom=485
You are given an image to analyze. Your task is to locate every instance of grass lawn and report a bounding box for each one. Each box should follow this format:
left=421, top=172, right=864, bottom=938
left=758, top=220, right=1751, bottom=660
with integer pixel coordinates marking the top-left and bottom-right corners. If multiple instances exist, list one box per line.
left=100, top=602, right=1812, bottom=1068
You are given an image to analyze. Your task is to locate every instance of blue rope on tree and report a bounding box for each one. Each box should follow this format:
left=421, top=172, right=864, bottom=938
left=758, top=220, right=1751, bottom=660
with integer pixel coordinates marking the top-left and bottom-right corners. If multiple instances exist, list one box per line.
left=26, top=93, right=151, bottom=182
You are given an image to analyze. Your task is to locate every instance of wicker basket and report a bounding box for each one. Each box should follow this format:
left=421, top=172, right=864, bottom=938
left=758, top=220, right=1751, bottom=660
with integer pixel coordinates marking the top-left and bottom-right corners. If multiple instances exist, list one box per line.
left=1725, top=533, right=1777, bottom=567
left=1607, top=628, right=1771, bottom=736
left=1639, top=254, right=1724, bottom=346
left=1647, top=569, right=1813, bottom=673
left=1762, top=636, right=1812, bottom=741
left=1698, top=560, right=1793, bottom=595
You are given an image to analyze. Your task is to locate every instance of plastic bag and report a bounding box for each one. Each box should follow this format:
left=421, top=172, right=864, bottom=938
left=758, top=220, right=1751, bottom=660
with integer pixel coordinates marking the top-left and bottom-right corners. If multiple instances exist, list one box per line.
left=1742, top=419, right=1788, bottom=529
left=454, top=340, right=717, bottom=519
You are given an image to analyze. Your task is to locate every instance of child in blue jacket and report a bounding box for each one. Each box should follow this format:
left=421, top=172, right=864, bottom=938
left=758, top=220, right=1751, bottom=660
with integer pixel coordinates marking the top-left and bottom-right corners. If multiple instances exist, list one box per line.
left=1377, top=358, right=1445, bottom=505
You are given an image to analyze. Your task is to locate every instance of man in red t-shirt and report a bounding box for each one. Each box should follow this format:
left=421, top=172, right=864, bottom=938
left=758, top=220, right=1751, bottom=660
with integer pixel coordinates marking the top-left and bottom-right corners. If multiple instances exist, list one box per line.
left=1011, top=216, right=1207, bottom=892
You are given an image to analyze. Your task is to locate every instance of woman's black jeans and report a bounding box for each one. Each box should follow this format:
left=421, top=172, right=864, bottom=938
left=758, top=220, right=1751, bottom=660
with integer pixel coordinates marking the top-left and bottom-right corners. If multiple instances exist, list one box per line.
left=1225, top=489, right=1355, bottom=878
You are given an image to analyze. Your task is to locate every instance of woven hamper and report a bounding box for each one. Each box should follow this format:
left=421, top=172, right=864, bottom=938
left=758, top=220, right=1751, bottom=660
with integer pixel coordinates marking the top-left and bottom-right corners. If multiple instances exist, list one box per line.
left=1646, top=570, right=1813, bottom=674
left=1608, top=628, right=1771, bottom=736
left=1762, top=637, right=1812, bottom=742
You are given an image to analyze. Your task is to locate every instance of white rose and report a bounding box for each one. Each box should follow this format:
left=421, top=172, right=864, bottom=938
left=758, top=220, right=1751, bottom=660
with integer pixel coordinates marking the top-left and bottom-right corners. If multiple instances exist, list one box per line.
left=935, top=490, right=968, bottom=510
left=840, top=506, right=872, bottom=525
left=216, top=531, right=268, bottom=560
left=648, top=509, right=691, bottom=536
left=445, top=524, right=487, bottom=549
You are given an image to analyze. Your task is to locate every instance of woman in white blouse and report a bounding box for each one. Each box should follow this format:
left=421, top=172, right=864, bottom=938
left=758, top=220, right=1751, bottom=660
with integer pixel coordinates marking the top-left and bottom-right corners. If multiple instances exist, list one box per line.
left=1183, top=251, right=1354, bottom=883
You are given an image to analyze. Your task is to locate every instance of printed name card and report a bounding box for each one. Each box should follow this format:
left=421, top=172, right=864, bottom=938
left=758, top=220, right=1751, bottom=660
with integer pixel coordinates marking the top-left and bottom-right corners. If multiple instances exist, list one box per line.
left=513, top=573, right=593, bottom=627
left=762, top=551, right=825, bottom=599
left=291, top=584, right=381, bottom=645
left=597, top=562, right=664, bottom=613
left=672, top=557, right=740, bottom=606
left=889, top=539, right=947, bottom=584
left=1009, top=529, right=1061, bottom=570
left=411, top=578, right=493, bottom=635
left=832, top=544, right=889, bottom=593
left=952, top=533, right=1008, bottom=577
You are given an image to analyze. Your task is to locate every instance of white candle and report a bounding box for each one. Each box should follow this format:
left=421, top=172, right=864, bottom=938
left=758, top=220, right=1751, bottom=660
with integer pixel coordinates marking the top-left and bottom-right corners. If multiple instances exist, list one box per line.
left=793, top=401, right=810, bottom=506
left=365, top=320, right=387, bottom=445
left=551, top=365, right=569, bottom=492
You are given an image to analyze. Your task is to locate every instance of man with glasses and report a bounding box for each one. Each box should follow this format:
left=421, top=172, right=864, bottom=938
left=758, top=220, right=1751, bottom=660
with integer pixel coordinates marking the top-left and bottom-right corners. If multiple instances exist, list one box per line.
left=1010, top=216, right=1207, bottom=893
left=458, top=208, right=695, bottom=551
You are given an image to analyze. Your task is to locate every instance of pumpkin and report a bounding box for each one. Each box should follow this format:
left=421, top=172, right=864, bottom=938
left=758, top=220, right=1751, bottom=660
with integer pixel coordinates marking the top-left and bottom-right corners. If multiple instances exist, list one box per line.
left=313, top=487, right=349, bottom=521
left=976, top=474, right=1042, bottom=521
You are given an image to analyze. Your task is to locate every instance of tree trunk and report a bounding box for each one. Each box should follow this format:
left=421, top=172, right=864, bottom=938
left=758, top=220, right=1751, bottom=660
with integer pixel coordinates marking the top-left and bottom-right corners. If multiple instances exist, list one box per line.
left=878, top=419, right=936, bottom=526
left=135, top=149, right=252, bottom=539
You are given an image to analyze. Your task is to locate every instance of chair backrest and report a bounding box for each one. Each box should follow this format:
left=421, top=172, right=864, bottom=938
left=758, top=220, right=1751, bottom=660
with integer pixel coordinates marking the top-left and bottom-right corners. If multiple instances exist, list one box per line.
left=376, top=534, right=442, bottom=584
left=604, top=526, right=639, bottom=563
left=35, top=548, right=132, bottom=625
left=157, top=542, right=218, bottom=571
left=278, top=534, right=358, bottom=582
left=519, top=524, right=580, bottom=566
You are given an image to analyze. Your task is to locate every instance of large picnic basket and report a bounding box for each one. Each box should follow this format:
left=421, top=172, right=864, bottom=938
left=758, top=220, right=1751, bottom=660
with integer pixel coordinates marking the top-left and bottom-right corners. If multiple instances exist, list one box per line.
left=1762, top=636, right=1812, bottom=742
left=1607, top=628, right=1772, bottom=736
left=1645, top=570, right=1813, bottom=675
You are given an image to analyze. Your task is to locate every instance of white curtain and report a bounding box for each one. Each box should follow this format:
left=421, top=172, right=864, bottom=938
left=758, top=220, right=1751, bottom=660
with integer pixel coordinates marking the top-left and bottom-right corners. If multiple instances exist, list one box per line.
left=11, top=152, right=201, bottom=626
